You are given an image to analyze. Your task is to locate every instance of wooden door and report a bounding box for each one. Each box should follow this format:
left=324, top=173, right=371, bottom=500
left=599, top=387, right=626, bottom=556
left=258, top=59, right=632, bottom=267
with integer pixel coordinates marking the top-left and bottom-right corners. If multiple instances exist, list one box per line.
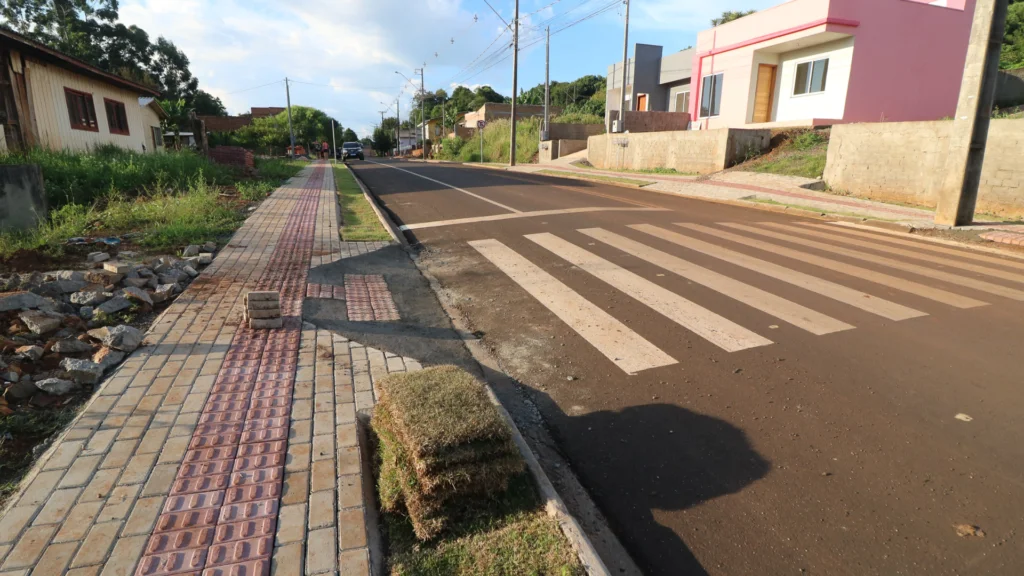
left=636, top=93, right=647, bottom=112
left=752, top=64, right=776, bottom=123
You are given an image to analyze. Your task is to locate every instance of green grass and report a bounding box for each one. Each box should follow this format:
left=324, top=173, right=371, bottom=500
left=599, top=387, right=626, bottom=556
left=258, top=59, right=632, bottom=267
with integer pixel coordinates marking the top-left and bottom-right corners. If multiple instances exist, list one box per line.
left=742, top=130, right=829, bottom=179
left=383, top=475, right=583, bottom=576
left=570, top=161, right=695, bottom=176
left=0, top=404, right=83, bottom=507
left=551, top=112, right=604, bottom=125
left=437, top=118, right=542, bottom=164
left=0, top=145, right=234, bottom=207
left=333, top=165, right=393, bottom=241
left=0, top=148, right=308, bottom=260
left=536, top=170, right=654, bottom=187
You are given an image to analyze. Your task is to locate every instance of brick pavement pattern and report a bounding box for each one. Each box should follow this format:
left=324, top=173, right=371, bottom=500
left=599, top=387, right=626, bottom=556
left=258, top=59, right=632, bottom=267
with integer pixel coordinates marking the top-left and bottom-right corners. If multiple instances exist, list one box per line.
left=980, top=230, right=1024, bottom=247
left=0, top=163, right=415, bottom=576
left=343, top=276, right=400, bottom=322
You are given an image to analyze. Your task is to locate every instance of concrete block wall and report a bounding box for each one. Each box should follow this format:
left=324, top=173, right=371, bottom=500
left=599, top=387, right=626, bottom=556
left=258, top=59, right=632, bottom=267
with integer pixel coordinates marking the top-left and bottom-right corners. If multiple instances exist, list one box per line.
left=608, top=111, right=691, bottom=133
left=0, top=164, right=47, bottom=231
left=587, top=128, right=769, bottom=174
left=209, top=146, right=255, bottom=168
left=824, top=119, right=1024, bottom=218
left=558, top=139, right=587, bottom=158
left=548, top=123, right=605, bottom=141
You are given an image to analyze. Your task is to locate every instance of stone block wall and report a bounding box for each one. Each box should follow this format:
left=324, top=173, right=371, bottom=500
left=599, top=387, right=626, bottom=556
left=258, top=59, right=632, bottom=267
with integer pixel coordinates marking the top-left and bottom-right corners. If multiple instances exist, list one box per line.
left=824, top=119, right=1024, bottom=218
left=548, top=123, right=605, bottom=141
left=587, top=128, right=769, bottom=174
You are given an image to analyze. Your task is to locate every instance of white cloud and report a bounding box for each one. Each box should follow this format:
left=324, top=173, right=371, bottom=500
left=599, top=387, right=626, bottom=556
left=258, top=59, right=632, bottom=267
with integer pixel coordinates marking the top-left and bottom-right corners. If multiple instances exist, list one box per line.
left=632, top=0, right=782, bottom=31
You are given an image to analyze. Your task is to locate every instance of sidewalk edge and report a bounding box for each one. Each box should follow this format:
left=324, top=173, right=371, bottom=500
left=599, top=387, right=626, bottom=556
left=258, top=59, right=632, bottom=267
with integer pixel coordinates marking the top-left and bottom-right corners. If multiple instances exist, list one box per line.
left=410, top=257, right=617, bottom=576
left=345, top=162, right=409, bottom=247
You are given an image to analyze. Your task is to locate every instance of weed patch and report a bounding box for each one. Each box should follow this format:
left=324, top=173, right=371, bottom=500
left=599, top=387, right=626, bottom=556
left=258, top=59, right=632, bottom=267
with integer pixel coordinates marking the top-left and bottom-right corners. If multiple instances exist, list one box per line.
left=0, top=402, right=83, bottom=507
left=741, top=129, right=830, bottom=179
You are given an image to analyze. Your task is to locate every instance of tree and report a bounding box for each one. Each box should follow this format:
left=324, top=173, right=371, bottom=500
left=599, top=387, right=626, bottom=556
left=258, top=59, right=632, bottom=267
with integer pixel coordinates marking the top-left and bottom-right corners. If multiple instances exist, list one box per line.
left=711, top=10, right=756, bottom=26
left=192, top=90, right=227, bottom=116
left=1005, top=0, right=1024, bottom=69
left=372, top=126, right=395, bottom=157
left=1, top=0, right=117, bottom=56
left=360, top=137, right=373, bottom=147
left=159, top=98, right=189, bottom=149
left=341, top=128, right=358, bottom=143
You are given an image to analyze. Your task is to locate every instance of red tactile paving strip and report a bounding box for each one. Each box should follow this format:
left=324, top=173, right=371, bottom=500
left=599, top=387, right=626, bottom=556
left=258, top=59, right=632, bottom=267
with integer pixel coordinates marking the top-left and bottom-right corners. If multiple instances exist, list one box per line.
left=135, top=167, right=325, bottom=576
left=344, top=274, right=399, bottom=322
left=304, top=282, right=345, bottom=300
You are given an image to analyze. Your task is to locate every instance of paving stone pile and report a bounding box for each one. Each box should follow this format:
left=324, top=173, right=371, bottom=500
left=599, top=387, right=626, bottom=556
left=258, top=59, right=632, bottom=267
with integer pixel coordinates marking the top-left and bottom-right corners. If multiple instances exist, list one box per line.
left=0, top=244, right=217, bottom=401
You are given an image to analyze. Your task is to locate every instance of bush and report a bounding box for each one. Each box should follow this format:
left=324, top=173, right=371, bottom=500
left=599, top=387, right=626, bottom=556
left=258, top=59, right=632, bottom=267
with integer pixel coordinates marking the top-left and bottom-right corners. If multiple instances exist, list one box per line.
left=456, top=118, right=541, bottom=164
left=551, top=112, right=604, bottom=125
left=436, top=137, right=468, bottom=160
left=0, top=145, right=233, bottom=208
left=791, top=130, right=827, bottom=151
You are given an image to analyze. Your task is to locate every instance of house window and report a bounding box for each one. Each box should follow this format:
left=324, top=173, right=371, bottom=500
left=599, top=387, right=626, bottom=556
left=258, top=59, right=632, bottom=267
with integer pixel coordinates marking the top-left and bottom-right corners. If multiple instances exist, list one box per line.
left=794, top=58, right=829, bottom=95
left=150, top=126, right=163, bottom=150
left=674, top=91, right=690, bottom=114
left=700, top=73, right=723, bottom=117
left=104, top=99, right=130, bottom=135
left=64, top=88, right=98, bottom=131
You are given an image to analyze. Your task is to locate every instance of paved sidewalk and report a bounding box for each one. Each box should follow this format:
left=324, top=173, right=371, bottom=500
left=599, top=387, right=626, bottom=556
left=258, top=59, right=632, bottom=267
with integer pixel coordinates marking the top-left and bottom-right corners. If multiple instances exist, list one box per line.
left=0, top=163, right=421, bottom=576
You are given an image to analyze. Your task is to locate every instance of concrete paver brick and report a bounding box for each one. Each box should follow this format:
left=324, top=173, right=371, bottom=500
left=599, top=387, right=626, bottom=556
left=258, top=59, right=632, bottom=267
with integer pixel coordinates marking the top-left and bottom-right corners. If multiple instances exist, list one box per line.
left=43, top=440, right=85, bottom=471
left=270, top=542, right=303, bottom=576
left=307, top=491, right=334, bottom=530
left=33, top=487, right=83, bottom=525
left=97, top=485, right=140, bottom=523
left=54, top=501, right=104, bottom=542
left=81, top=468, right=121, bottom=503
left=0, top=507, right=37, bottom=545
left=141, top=464, right=179, bottom=498
left=1, top=525, right=57, bottom=570
left=122, top=496, right=164, bottom=536
left=275, top=504, right=306, bottom=545
left=33, top=541, right=79, bottom=575
left=304, top=527, right=337, bottom=575
left=17, top=469, right=63, bottom=507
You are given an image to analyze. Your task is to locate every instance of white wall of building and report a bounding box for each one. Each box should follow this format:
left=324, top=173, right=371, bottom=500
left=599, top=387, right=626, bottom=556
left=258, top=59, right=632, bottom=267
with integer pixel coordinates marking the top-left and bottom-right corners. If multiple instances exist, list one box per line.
left=773, top=37, right=855, bottom=123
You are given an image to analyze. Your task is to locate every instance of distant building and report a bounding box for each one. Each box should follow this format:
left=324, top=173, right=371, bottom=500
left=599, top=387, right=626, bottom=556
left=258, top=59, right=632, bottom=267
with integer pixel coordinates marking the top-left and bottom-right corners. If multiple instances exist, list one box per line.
left=0, top=26, right=167, bottom=153
left=462, top=103, right=563, bottom=129
left=605, top=45, right=695, bottom=131
left=199, top=106, right=286, bottom=132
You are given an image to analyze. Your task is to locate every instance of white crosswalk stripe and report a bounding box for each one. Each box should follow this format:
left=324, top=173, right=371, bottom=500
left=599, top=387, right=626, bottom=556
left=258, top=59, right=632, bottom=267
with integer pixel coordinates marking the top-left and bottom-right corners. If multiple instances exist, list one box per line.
left=773, top=223, right=1024, bottom=285
left=468, top=221, right=1012, bottom=375
left=578, top=228, right=854, bottom=335
left=527, top=233, right=774, bottom=352
left=638, top=224, right=926, bottom=321
left=468, top=238, right=677, bottom=374
left=751, top=222, right=1024, bottom=301
left=713, top=223, right=989, bottom=309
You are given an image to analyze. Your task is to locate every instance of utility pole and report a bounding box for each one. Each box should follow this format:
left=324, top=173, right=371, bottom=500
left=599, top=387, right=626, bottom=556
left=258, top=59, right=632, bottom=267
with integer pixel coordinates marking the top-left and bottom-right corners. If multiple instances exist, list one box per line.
left=934, top=0, right=1009, bottom=226
left=543, top=25, right=551, bottom=141
left=396, top=97, right=401, bottom=157
left=510, top=0, right=520, bottom=166
left=331, top=119, right=337, bottom=164
left=617, top=0, right=630, bottom=133
left=285, top=77, right=296, bottom=156
left=416, top=66, right=426, bottom=151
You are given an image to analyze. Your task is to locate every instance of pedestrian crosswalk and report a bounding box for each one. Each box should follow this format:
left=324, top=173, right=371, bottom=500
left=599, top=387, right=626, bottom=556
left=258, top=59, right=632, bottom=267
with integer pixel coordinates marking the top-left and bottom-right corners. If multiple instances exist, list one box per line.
left=470, top=222, right=1024, bottom=374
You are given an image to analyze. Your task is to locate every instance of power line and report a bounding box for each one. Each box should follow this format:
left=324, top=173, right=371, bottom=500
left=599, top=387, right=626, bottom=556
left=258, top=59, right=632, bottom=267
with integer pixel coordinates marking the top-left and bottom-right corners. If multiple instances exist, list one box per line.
left=482, top=0, right=510, bottom=28
left=225, top=79, right=285, bottom=95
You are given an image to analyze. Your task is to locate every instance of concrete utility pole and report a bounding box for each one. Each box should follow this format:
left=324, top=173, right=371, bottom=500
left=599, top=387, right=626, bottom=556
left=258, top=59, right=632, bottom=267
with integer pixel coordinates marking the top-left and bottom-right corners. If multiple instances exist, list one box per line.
left=617, top=0, right=630, bottom=133
left=416, top=66, right=426, bottom=149
left=510, top=0, right=520, bottom=166
left=285, top=77, right=296, bottom=156
left=934, top=0, right=1009, bottom=226
left=331, top=119, right=337, bottom=163
left=397, top=97, right=401, bottom=156
left=543, top=25, right=550, bottom=141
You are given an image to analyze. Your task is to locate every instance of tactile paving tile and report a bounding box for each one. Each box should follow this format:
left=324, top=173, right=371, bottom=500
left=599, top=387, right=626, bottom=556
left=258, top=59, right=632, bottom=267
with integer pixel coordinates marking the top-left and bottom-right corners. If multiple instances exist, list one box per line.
left=135, top=167, right=326, bottom=576
left=345, top=274, right=400, bottom=321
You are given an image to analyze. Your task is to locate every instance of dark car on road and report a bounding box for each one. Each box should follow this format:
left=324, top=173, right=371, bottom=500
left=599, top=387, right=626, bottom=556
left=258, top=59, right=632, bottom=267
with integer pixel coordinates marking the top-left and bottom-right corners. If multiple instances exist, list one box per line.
left=341, top=142, right=364, bottom=161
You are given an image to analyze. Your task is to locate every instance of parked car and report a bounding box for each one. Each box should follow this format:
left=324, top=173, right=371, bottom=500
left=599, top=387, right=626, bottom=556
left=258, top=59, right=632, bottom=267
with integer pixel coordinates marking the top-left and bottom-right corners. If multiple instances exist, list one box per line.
left=341, top=142, right=364, bottom=161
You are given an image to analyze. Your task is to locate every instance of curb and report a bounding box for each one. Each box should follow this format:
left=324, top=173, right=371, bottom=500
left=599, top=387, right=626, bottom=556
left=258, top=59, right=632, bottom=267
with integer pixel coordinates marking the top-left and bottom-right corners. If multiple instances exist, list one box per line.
left=345, top=163, right=409, bottom=248
left=351, top=161, right=619, bottom=576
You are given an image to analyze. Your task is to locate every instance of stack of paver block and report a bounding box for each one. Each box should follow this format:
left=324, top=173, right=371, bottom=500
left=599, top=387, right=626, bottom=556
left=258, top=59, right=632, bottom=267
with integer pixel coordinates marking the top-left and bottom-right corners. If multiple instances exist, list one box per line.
left=244, top=290, right=283, bottom=328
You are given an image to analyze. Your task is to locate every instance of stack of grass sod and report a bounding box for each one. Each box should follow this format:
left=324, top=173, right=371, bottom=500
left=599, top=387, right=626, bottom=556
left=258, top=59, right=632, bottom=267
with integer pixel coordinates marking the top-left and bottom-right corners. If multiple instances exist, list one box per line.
left=372, top=366, right=525, bottom=540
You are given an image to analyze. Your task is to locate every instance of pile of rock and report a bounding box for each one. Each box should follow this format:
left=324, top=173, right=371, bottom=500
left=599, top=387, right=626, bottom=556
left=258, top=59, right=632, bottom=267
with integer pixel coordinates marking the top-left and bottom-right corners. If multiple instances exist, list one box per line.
left=0, top=243, right=217, bottom=401
left=243, top=291, right=282, bottom=329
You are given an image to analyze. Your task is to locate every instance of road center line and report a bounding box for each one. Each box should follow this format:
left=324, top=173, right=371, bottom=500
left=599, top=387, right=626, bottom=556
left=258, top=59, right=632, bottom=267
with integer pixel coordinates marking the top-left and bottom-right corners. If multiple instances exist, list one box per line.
left=469, top=238, right=676, bottom=374
left=365, top=159, right=522, bottom=213
left=399, top=207, right=666, bottom=230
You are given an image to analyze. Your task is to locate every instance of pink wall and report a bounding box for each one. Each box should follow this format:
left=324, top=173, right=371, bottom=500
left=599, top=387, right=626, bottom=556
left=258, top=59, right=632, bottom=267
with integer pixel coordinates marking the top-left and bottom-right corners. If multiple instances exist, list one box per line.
left=689, top=0, right=974, bottom=126
left=833, top=0, right=974, bottom=123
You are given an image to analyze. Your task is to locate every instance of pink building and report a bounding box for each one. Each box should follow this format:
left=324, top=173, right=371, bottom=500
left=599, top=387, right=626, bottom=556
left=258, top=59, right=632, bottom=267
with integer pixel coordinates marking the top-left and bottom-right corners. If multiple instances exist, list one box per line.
left=689, top=0, right=975, bottom=129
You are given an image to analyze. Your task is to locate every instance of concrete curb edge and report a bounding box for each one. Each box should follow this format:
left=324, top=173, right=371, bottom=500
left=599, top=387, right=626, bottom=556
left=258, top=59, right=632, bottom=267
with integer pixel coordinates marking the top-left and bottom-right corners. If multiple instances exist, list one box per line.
left=344, top=162, right=409, bottom=248
left=349, top=160, right=616, bottom=575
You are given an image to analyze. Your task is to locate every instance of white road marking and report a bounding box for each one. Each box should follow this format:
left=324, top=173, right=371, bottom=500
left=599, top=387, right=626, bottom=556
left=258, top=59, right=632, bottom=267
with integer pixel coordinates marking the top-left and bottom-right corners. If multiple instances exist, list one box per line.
left=781, top=223, right=1024, bottom=284
left=758, top=222, right=1024, bottom=301
left=366, top=159, right=521, bottom=213
left=526, top=233, right=773, bottom=352
left=632, top=224, right=926, bottom=321
left=830, top=221, right=1024, bottom=263
left=579, top=228, right=854, bottom=335
left=716, top=223, right=988, bottom=309
left=399, top=207, right=666, bottom=230
left=469, top=239, right=676, bottom=374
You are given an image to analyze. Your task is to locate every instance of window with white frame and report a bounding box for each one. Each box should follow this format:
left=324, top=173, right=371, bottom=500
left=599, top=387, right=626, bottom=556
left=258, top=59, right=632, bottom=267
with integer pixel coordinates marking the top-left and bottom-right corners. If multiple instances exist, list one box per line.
left=674, top=91, right=690, bottom=114
left=794, top=58, right=829, bottom=95
left=700, top=73, right=723, bottom=117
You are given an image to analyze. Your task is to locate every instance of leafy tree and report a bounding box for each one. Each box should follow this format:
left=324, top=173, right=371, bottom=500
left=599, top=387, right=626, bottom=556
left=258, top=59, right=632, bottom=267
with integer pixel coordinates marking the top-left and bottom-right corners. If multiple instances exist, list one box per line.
left=1005, top=0, right=1024, bottom=69
left=360, top=137, right=373, bottom=147
left=711, top=10, right=756, bottom=26
left=1, top=0, right=117, bottom=56
left=372, top=126, right=395, bottom=156
left=159, top=98, right=189, bottom=149
left=231, top=106, right=338, bottom=152
left=192, top=90, right=227, bottom=116
left=515, top=74, right=607, bottom=116
left=341, top=128, right=358, bottom=142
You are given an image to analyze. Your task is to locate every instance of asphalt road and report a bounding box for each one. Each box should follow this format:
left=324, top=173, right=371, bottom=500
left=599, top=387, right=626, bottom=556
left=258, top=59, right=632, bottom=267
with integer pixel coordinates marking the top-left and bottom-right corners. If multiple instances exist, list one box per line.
left=349, top=159, right=1024, bottom=576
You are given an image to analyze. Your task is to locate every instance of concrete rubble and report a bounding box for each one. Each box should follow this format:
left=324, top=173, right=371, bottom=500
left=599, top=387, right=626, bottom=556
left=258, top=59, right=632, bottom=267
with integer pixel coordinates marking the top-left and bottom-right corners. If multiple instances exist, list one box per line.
left=0, top=243, right=218, bottom=400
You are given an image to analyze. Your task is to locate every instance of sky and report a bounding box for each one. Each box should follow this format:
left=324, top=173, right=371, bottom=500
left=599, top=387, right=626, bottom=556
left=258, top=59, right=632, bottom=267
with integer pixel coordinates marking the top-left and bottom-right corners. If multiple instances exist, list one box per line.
left=119, top=0, right=780, bottom=139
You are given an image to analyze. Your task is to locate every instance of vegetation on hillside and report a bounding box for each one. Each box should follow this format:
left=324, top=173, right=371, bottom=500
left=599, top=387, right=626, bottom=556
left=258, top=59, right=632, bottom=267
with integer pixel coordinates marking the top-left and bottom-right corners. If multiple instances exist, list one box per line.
left=1006, top=0, right=1024, bottom=69
left=741, top=129, right=830, bottom=179
left=435, top=118, right=541, bottom=164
